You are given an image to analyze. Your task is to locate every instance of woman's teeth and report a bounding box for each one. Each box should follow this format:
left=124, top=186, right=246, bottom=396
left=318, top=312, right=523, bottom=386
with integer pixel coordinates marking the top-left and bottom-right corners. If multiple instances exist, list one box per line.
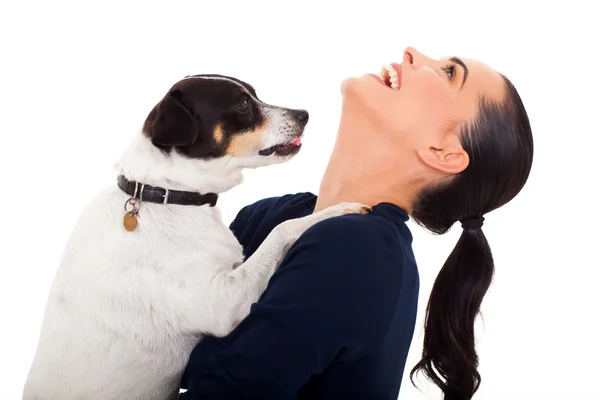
left=380, top=64, right=400, bottom=90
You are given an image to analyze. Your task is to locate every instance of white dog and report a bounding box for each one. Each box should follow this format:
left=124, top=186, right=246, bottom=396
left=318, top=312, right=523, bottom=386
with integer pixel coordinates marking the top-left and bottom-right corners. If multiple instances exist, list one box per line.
left=23, top=75, right=370, bottom=400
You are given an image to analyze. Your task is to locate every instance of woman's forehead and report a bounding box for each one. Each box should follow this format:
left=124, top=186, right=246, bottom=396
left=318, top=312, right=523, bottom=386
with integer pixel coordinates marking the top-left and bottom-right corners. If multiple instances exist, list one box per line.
left=459, top=57, right=506, bottom=102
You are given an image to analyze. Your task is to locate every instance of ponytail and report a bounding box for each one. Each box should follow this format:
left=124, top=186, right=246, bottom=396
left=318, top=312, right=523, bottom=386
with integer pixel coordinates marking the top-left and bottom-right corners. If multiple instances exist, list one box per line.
left=410, top=226, right=494, bottom=399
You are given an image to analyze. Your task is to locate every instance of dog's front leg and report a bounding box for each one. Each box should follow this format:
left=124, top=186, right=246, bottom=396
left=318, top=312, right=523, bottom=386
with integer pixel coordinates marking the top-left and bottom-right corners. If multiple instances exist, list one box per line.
left=205, top=202, right=371, bottom=337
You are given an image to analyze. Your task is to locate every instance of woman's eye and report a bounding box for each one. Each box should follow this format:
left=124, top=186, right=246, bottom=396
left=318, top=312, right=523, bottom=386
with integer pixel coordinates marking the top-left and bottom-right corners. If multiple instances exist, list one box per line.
left=238, top=99, right=250, bottom=113
left=442, top=64, right=456, bottom=81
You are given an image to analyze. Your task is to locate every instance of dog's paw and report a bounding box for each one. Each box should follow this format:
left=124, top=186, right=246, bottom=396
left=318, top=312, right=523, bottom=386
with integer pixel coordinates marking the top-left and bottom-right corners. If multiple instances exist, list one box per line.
left=340, top=202, right=373, bottom=215
left=314, top=202, right=373, bottom=219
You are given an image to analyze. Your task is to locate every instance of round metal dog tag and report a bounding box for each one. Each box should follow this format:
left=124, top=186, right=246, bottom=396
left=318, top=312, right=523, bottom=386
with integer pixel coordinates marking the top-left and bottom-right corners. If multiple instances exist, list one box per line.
left=123, top=212, right=138, bottom=232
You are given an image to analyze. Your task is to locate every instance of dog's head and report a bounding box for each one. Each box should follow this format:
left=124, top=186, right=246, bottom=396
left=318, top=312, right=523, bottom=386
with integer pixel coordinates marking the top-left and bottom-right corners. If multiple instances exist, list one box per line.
left=143, top=75, right=308, bottom=168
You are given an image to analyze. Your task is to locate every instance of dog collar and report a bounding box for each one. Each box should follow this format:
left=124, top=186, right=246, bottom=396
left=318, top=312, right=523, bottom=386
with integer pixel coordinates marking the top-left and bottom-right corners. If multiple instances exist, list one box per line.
left=117, top=175, right=218, bottom=207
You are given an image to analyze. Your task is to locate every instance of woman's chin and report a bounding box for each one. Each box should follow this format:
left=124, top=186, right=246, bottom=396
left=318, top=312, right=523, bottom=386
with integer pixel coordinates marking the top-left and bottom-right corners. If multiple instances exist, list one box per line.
left=340, top=75, right=379, bottom=99
left=340, top=76, right=360, bottom=95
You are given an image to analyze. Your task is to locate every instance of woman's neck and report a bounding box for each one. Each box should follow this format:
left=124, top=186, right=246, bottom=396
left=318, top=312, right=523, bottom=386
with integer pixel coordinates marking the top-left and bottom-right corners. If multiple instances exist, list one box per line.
left=313, top=138, right=424, bottom=215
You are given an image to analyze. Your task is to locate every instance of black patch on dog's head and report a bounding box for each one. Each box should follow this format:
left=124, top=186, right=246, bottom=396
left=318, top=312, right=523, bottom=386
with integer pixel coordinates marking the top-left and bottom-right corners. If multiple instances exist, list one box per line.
left=143, top=75, right=267, bottom=159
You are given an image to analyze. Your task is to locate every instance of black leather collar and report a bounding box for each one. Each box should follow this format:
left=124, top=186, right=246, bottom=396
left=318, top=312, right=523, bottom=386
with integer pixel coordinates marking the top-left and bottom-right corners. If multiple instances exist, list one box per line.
left=117, top=175, right=218, bottom=207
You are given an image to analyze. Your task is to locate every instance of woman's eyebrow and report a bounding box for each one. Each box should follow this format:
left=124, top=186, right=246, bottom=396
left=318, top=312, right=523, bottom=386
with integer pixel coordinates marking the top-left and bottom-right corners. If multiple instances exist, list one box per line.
left=450, top=57, right=469, bottom=89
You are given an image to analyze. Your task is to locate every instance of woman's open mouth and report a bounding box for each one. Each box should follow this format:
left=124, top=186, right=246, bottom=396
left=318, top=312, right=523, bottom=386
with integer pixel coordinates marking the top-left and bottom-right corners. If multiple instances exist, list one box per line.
left=377, top=63, right=402, bottom=90
left=258, top=136, right=303, bottom=157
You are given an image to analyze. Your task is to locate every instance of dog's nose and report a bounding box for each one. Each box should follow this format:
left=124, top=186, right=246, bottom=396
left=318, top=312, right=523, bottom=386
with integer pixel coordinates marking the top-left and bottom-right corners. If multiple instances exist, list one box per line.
left=291, top=110, right=309, bottom=123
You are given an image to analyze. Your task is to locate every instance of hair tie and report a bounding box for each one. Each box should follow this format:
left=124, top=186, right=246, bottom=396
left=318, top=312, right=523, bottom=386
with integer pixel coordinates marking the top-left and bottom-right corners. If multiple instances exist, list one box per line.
left=460, top=216, right=484, bottom=230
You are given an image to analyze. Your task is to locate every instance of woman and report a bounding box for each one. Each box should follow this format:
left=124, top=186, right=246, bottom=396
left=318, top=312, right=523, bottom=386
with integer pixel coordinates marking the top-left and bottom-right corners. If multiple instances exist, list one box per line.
left=181, top=47, right=533, bottom=400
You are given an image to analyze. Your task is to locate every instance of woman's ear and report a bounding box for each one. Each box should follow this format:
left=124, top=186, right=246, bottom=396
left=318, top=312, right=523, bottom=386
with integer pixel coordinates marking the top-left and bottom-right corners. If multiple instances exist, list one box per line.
left=417, top=132, right=470, bottom=175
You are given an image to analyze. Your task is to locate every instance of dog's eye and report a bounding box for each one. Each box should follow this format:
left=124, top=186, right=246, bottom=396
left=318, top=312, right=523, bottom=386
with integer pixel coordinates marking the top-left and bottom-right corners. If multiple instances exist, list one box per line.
left=237, top=99, right=250, bottom=113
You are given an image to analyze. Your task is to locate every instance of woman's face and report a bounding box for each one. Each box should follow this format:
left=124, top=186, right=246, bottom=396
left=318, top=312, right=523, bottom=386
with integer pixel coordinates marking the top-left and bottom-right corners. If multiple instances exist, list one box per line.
left=340, top=47, right=506, bottom=154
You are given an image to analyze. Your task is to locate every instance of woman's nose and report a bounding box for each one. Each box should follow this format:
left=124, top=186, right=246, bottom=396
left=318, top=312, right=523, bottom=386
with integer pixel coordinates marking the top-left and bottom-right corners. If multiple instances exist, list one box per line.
left=403, top=46, right=424, bottom=67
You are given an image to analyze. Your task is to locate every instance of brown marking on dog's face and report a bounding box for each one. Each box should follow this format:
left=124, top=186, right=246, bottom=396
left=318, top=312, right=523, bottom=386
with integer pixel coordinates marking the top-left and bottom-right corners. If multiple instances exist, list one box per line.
left=213, top=123, right=224, bottom=144
left=225, top=121, right=267, bottom=157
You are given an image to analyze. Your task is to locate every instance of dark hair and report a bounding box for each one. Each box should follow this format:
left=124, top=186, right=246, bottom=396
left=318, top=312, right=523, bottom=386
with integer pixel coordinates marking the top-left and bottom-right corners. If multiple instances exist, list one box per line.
left=409, top=75, right=534, bottom=400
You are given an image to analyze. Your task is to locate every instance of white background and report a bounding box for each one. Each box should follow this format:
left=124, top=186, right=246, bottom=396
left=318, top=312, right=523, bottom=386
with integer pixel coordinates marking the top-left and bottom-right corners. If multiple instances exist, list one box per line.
left=1, top=1, right=598, bottom=399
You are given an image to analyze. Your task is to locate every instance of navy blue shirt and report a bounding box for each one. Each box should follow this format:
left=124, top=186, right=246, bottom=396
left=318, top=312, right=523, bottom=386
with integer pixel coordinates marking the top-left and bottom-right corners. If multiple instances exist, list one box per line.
left=180, top=193, right=419, bottom=399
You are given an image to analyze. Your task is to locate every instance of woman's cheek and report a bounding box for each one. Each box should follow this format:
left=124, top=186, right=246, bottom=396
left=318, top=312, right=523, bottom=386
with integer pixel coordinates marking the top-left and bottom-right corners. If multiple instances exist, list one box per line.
left=410, top=73, right=453, bottom=115
left=415, top=88, right=454, bottom=127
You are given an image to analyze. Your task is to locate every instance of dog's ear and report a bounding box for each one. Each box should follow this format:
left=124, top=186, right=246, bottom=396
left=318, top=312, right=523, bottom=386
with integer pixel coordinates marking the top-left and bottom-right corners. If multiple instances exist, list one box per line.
left=146, top=90, right=199, bottom=147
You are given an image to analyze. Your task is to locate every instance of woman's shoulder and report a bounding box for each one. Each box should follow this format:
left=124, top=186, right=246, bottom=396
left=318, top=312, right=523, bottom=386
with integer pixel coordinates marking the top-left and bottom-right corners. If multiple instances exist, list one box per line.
left=298, top=211, right=413, bottom=277
left=306, top=205, right=412, bottom=255
left=231, top=192, right=316, bottom=225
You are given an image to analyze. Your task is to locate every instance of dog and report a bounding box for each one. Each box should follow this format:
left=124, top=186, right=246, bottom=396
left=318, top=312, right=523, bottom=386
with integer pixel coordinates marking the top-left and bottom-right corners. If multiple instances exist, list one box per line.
left=22, top=74, right=370, bottom=400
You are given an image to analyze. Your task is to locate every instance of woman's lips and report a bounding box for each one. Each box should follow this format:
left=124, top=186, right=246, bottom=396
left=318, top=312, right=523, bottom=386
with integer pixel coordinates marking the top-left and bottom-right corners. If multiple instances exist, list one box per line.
left=368, top=73, right=385, bottom=85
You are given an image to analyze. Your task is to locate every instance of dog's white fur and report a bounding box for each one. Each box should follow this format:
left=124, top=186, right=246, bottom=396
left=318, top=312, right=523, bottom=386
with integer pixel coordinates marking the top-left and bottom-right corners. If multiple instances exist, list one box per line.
left=23, top=107, right=366, bottom=398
